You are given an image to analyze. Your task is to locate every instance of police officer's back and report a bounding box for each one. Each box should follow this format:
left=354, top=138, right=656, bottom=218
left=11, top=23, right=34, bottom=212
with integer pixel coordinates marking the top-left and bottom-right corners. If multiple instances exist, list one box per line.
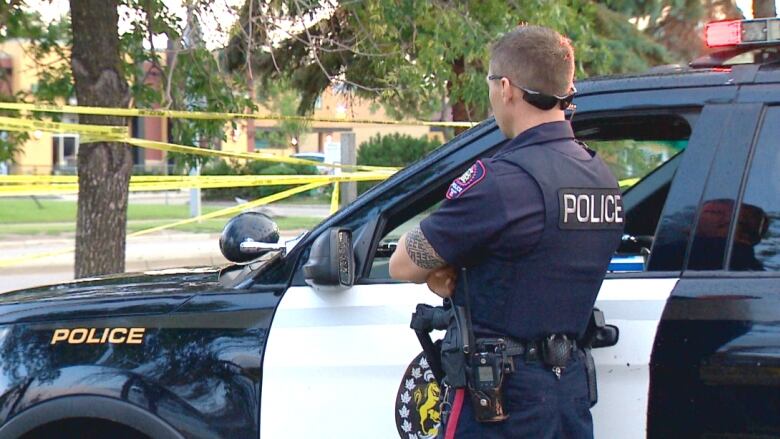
left=390, top=25, right=624, bottom=438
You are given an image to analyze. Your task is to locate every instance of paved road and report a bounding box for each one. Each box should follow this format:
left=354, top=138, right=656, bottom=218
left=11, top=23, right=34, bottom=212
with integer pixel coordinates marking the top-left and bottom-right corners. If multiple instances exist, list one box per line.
left=1, top=271, right=75, bottom=294
left=0, top=232, right=299, bottom=294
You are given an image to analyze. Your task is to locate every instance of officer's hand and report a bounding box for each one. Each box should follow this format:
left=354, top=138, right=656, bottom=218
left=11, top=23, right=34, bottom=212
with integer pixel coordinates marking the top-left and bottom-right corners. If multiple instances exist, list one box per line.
left=426, top=265, right=457, bottom=298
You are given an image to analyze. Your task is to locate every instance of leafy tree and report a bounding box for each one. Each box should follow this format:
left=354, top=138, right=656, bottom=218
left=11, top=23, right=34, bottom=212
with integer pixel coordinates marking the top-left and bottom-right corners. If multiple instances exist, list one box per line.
left=226, top=0, right=672, bottom=124
left=754, top=0, right=776, bottom=17
left=0, top=6, right=50, bottom=165
left=605, top=0, right=744, bottom=62
left=255, top=78, right=310, bottom=152
left=5, top=1, right=254, bottom=276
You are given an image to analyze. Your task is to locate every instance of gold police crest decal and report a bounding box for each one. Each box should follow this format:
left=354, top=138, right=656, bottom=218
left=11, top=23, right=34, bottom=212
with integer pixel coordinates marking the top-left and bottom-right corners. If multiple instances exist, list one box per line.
left=395, top=351, right=441, bottom=439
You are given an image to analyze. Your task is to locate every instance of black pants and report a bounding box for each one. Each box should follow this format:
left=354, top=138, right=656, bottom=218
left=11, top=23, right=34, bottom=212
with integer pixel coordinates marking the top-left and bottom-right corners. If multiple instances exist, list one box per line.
left=439, top=351, right=593, bottom=439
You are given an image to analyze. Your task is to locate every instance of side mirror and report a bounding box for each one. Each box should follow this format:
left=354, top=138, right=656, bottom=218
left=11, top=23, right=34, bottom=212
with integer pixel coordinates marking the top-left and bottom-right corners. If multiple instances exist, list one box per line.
left=220, top=212, right=282, bottom=263
left=591, top=325, right=619, bottom=349
left=583, top=308, right=619, bottom=349
left=303, top=228, right=355, bottom=288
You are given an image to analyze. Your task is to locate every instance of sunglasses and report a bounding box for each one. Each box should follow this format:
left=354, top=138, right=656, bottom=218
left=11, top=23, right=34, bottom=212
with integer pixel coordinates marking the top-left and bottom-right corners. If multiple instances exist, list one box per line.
left=487, top=74, right=576, bottom=110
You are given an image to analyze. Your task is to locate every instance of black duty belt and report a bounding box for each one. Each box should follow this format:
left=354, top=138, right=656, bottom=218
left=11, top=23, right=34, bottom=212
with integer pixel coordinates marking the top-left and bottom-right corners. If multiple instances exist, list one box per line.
left=476, top=336, right=578, bottom=363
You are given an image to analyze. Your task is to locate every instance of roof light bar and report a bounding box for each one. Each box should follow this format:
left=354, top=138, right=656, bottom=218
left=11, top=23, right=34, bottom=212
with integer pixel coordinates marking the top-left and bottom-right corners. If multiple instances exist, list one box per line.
left=705, top=17, right=780, bottom=48
left=705, top=20, right=742, bottom=47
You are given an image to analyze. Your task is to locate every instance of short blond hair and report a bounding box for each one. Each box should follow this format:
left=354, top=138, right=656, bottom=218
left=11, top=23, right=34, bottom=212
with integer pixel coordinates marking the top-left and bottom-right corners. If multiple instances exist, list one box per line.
left=490, top=25, right=575, bottom=96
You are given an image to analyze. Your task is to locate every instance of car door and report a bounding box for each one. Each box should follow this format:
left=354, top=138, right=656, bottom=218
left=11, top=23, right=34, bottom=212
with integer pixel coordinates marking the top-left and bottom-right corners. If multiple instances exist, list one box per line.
left=648, top=103, right=780, bottom=438
left=260, top=105, right=723, bottom=439
left=578, top=105, right=731, bottom=439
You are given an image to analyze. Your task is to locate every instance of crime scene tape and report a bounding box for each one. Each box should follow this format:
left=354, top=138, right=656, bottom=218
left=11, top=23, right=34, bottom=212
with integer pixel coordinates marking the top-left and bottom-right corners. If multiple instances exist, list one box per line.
left=0, top=116, right=398, bottom=172
left=0, top=102, right=477, bottom=128
left=0, top=173, right=391, bottom=197
left=330, top=182, right=340, bottom=214
left=619, top=178, right=639, bottom=188
left=124, top=137, right=396, bottom=172
left=127, top=181, right=328, bottom=237
left=0, top=181, right=329, bottom=268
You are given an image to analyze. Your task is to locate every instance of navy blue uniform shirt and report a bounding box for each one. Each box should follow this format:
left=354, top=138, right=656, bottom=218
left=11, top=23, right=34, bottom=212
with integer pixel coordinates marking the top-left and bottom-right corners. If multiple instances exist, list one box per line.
left=421, top=121, right=590, bottom=268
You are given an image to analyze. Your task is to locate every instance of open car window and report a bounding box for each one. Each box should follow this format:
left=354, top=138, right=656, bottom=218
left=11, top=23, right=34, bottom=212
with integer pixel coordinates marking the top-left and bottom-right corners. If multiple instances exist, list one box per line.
left=365, top=112, right=698, bottom=281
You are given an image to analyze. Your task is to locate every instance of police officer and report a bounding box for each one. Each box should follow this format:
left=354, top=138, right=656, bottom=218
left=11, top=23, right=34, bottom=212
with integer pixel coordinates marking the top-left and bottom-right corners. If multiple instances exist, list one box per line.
left=389, top=25, right=624, bottom=438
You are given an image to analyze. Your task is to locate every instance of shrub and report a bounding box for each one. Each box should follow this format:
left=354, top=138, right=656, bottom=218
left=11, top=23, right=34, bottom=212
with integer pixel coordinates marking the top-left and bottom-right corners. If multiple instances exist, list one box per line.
left=356, top=133, right=441, bottom=193
left=202, top=159, right=320, bottom=201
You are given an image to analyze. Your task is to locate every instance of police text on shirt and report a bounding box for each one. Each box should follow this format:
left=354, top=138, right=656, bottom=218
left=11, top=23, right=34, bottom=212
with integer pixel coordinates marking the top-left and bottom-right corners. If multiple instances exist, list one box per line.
left=558, top=188, right=624, bottom=230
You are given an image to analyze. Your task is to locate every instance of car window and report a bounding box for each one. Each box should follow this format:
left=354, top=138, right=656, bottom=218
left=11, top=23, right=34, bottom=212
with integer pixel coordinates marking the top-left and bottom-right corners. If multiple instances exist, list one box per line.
left=368, top=203, right=441, bottom=279
left=729, top=107, right=780, bottom=272
left=364, top=113, right=696, bottom=281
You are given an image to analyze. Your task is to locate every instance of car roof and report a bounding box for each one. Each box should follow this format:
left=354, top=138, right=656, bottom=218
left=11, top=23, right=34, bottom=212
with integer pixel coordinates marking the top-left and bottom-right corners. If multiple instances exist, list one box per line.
left=576, top=64, right=780, bottom=97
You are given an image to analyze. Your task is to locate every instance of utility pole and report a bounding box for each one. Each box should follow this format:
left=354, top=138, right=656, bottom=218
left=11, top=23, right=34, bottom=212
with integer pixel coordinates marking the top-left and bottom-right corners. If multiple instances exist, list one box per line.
left=339, top=132, right=357, bottom=208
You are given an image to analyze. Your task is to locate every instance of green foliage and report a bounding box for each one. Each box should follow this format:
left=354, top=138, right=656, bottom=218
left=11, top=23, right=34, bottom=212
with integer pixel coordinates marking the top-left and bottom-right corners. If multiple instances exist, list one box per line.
left=13, top=1, right=255, bottom=171
left=229, top=0, right=675, bottom=122
left=255, top=78, right=310, bottom=150
left=0, top=9, right=65, bottom=163
left=357, top=133, right=441, bottom=167
left=201, top=159, right=319, bottom=200
left=589, top=139, right=683, bottom=181
left=602, top=0, right=742, bottom=62
left=356, top=132, right=441, bottom=193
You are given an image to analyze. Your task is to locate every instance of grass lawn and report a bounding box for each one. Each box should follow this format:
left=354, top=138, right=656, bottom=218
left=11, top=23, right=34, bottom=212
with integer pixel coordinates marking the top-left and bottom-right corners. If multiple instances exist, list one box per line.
left=0, top=198, right=326, bottom=237
left=0, top=199, right=223, bottom=223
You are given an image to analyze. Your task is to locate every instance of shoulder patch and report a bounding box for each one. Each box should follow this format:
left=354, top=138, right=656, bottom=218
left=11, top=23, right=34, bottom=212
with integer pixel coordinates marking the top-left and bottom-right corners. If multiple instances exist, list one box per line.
left=446, top=160, right=486, bottom=200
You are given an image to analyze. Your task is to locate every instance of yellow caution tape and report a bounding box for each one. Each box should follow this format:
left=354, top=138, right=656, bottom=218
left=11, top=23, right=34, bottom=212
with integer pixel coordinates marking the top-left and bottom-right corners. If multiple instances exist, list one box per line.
left=0, top=116, right=398, bottom=172
left=330, top=182, right=340, bottom=215
left=0, top=181, right=329, bottom=268
left=0, top=174, right=387, bottom=184
left=0, top=172, right=391, bottom=197
left=127, top=181, right=328, bottom=237
left=619, top=178, right=639, bottom=188
left=0, top=101, right=476, bottom=128
left=0, top=115, right=127, bottom=137
left=123, top=137, right=396, bottom=172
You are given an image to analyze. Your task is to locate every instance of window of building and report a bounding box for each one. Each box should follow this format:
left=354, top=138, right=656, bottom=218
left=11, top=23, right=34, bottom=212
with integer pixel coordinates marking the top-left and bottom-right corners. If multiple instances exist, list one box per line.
left=52, top=134, right=79, bottom=172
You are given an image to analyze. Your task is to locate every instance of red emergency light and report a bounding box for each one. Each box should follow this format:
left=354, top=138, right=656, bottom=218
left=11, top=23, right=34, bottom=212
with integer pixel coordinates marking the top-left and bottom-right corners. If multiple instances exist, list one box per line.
left=705, top=20, right=742, bottom=47
left=705, top=17, right=780, bottom=48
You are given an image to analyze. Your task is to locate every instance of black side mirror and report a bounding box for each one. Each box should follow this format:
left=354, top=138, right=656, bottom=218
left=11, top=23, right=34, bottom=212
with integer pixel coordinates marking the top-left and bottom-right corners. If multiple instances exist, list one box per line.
left=303, top=228, right=355, bottom=288
left=583, top=308, right=619, bottom=349
left=219, top=212, right=282, bottom=263
left=591, top=325, right=619, bottom=349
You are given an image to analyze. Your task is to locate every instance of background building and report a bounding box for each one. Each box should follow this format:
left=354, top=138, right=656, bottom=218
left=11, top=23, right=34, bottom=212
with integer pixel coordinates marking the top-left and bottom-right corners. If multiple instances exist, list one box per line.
left=0, top=39, right=444, bottom=175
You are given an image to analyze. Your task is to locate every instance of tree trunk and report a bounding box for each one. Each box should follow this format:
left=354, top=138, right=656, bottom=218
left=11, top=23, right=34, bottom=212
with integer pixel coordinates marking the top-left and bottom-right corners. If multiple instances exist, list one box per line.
left=70, top=0, right=132, bottom=278
left=449, top=56, right=469, bottom=135
left=753, top=0, right=776, bottom=18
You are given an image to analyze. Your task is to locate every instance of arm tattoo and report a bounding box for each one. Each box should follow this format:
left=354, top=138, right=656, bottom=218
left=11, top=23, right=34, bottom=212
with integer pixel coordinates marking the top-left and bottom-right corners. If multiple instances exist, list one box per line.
left=405, top=226, right=446, bottom=269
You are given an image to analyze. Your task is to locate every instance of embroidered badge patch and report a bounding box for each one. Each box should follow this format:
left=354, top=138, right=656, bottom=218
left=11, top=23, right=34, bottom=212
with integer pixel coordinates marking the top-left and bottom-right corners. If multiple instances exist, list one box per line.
left=446, top=160, right=486, bottom=200
left=395, top=351, right=441, bottom=439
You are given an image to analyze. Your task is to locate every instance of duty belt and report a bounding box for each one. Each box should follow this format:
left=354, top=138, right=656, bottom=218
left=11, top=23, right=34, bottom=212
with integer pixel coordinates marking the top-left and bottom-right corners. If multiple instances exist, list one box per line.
left=476, top=336, right=579, bottom=364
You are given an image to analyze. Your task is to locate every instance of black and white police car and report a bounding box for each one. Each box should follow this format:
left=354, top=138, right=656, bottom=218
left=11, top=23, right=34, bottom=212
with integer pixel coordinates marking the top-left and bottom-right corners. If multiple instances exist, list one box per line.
left=1, top=17, right=780, bottom=439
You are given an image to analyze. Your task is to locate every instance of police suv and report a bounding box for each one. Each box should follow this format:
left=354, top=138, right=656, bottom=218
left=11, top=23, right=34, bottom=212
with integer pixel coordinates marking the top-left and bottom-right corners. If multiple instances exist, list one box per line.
left=1, top=18, right=779, bottom=439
